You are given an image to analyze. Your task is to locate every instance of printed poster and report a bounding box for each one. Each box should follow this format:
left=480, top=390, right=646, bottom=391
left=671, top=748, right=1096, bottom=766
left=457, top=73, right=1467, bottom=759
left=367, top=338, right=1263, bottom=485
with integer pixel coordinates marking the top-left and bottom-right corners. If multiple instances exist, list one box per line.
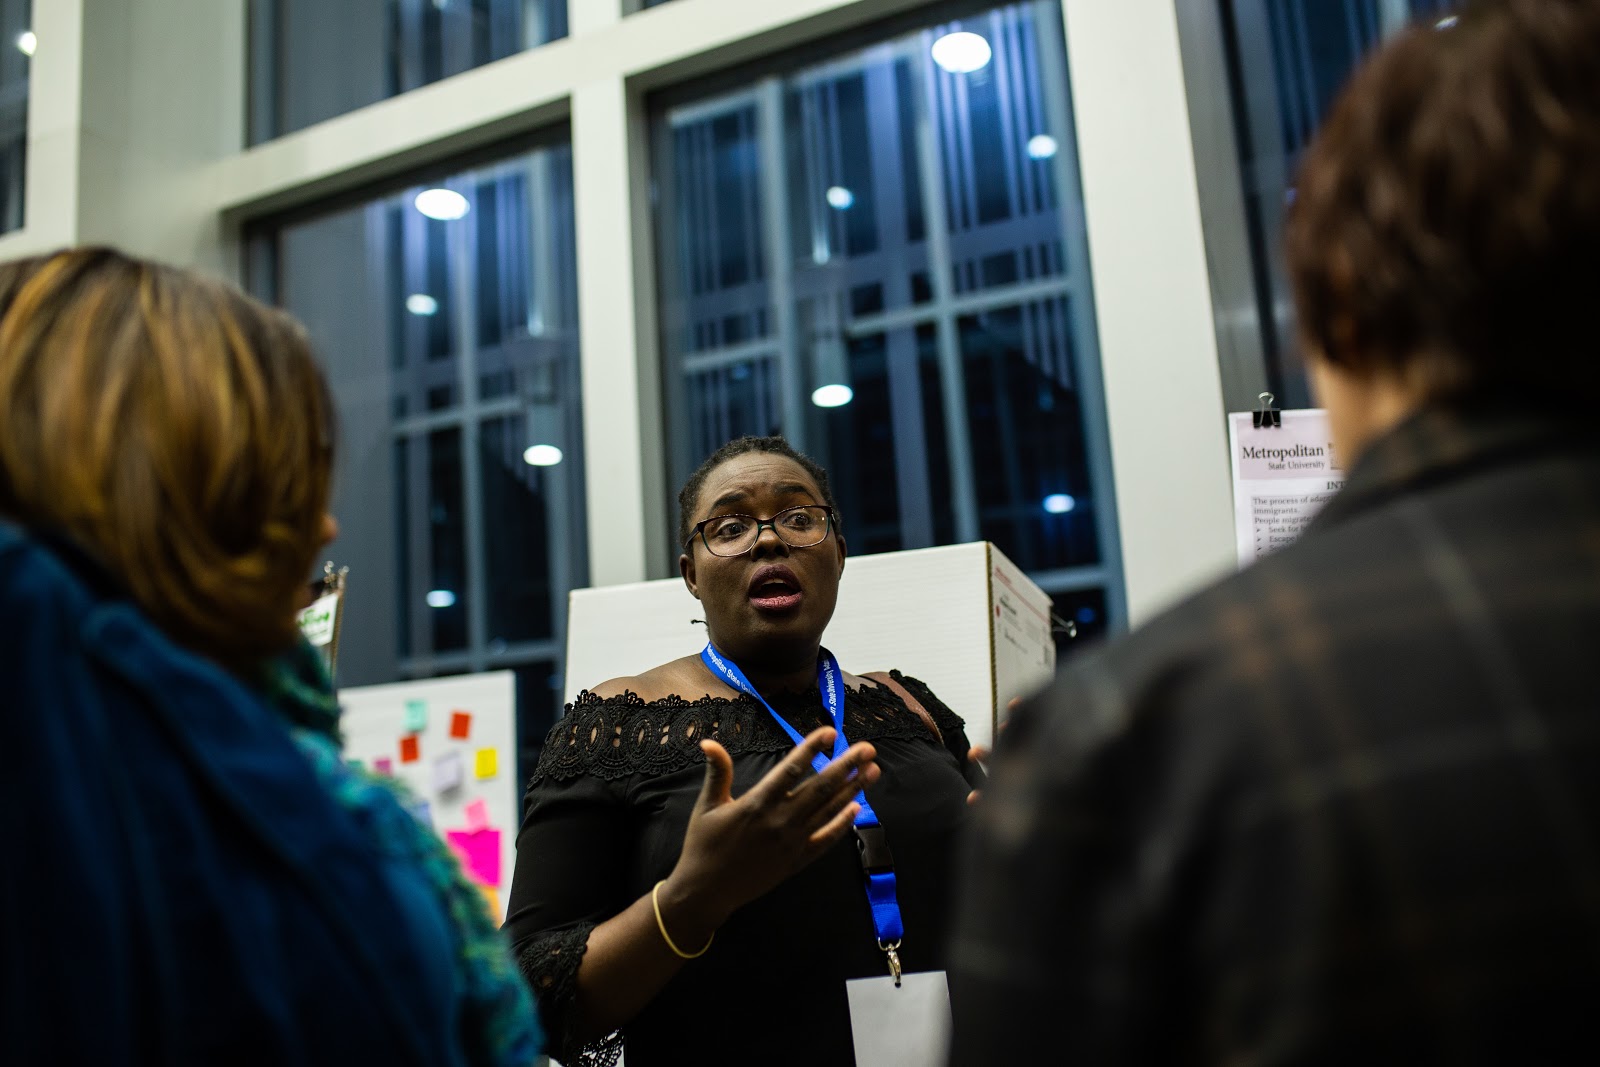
left=1228, top=409, right=1346, bottom=566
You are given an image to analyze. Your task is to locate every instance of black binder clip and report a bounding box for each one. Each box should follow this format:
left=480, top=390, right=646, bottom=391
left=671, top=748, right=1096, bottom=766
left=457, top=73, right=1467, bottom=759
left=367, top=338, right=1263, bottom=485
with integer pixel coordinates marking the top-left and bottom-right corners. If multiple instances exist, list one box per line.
left=1253, top=391, right=1281, bottom=429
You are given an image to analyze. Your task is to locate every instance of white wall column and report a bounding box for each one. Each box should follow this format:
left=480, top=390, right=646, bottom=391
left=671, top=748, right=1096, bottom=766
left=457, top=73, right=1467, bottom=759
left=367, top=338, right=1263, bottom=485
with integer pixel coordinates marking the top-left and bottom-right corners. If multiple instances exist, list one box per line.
left=569, top=0, right=626, bottom=37
left=1060, top=0, right=1236, bottom=624
left=0, top=0, right=244, bottom=274
left=572, top=74, right=668, bottom=585
left=0, top=0, right=84, bottom=258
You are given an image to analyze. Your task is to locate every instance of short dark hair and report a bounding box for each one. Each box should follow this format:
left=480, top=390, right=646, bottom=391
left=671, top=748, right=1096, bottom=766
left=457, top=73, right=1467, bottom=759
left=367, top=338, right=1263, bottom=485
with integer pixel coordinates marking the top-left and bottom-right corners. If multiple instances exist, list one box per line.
left=677, top=436, right=838, bottom=546
left=1284, top=0, right=1600, bottom=407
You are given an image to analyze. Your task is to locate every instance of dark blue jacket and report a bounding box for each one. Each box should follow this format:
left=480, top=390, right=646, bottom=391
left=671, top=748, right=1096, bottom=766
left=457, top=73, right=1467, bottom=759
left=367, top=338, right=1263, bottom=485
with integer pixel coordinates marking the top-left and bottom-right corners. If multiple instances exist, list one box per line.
left=0, top=523, right=470, bottom=1065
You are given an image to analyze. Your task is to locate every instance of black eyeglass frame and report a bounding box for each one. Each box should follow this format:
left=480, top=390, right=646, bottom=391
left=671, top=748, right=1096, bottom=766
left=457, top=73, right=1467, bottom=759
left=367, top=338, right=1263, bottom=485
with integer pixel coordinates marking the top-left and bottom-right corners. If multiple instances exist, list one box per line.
left=684, top=504, right=839, bottom=557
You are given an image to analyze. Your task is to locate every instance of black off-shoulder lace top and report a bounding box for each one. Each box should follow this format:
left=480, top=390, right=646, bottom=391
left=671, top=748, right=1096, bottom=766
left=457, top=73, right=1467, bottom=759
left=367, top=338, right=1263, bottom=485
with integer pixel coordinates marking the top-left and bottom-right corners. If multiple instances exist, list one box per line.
left=504, top=673, right=981, bottom=1067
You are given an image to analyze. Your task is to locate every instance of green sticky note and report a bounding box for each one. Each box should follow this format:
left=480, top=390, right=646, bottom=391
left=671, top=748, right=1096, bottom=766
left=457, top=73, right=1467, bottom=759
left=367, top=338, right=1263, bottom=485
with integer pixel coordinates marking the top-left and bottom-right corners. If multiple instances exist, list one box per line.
left=404, top=699, right=428, bottom=733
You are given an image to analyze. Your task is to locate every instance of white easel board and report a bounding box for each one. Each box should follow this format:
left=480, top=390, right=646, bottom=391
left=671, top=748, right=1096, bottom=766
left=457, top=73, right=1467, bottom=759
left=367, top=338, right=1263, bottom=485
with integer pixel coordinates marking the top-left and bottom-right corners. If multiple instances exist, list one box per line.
left=564, top=542, right=1054, bottom=751
left=339, top=672, right=518, bottom=921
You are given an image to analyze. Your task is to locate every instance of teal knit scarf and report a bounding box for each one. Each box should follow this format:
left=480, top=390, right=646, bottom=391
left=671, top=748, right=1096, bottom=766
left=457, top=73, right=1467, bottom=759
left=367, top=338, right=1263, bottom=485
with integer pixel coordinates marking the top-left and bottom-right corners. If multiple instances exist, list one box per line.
left=258, top=641, right=543, bottom=1065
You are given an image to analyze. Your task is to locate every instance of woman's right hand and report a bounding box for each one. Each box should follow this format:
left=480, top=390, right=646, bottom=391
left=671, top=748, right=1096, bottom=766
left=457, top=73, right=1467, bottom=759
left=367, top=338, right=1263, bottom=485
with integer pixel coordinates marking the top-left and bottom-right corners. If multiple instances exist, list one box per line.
left=657, top=727, right=878, bottom=944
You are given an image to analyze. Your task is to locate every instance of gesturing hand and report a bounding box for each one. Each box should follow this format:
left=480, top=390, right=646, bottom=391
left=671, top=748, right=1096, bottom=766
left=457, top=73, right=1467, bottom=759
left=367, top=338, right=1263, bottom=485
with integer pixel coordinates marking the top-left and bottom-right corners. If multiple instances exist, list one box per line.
left=966, top=698, right=1020, bottom=805
left=661, top=726, right=879, bottom=938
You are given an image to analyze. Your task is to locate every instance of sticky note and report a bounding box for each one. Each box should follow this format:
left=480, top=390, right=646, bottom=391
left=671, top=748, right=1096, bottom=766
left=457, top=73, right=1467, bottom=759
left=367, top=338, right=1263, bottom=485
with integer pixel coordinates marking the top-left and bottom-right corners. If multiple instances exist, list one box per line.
left=479, top=884, right=501, bottom=918
left=404, top=699, right=428, bottom=733
left=399, top=735, right=420, bottom=763
left=475, top=747, right=498, bottom=780
left=464, top=798, right=489, bottom=832
left=449, top=710, right=473, bottom=740
left=446, top=828, right=503, bottom=887
left=374, top=757, right=394, bottom=776
left=346, top=758, right=364, bottom=772
left=412, top=800, right=433, bottom=828
left=433, top=751, right=464, bottom=793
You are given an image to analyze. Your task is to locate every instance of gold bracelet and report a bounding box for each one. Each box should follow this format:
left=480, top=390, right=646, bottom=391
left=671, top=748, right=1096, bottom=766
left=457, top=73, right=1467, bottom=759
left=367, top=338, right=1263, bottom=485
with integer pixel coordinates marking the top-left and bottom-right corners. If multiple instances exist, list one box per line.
left=651, top=880, right=714, bottom=959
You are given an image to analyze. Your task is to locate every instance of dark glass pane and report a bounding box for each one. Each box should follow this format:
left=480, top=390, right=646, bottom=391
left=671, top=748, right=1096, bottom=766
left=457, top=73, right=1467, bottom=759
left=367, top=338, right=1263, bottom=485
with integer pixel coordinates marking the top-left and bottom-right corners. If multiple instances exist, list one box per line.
left=427, top=426, right=468, bottom=652
left=249, top=0, right=569, bottom=143
left=513, top=660, right=561, bottom=789
left=480, top=412, right=577, bottom=645
left=0, top=1, right=31, bottom=235
left=916, top=324, right=956, bottom=547
left=1219, top=0, right=1459, bottom=405
left=394, top=436, right=412, bottom=659
left=265, top=142, right=585, bottom=687
left=686, top=359, right=782, bottom=463
left=959, top=300, right=1099, bottom=571
left=820, top=333, right=901, bottom=555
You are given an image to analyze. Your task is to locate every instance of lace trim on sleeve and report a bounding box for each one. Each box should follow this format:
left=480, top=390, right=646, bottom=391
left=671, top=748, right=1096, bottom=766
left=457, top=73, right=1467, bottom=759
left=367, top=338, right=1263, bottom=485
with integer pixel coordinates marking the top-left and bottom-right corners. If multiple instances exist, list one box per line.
left=515, top=923, right=622, bottom=1067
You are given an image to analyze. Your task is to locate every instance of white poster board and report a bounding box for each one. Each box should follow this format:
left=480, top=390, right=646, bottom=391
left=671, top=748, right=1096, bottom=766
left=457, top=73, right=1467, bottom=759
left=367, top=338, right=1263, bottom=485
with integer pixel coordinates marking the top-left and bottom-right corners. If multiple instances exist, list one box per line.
left=338, top=672, right=518, bottom=921
left=1228, top=409, right=1347, bottom=566
left=564, top=542, right=1055, bottom=751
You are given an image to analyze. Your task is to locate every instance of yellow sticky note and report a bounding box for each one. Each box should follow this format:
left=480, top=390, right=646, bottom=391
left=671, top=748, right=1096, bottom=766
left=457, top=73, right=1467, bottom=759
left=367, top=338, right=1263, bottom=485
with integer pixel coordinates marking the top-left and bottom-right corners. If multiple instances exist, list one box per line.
left=479, top=884, right=500, bottom=919
left=474, top=747, right=498, bottom=780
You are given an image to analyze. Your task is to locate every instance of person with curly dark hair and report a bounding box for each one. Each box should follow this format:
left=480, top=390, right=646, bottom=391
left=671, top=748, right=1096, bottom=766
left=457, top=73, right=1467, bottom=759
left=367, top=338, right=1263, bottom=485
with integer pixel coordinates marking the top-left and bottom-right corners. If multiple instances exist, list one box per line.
left=951, top=1, right=1600, bottom=1062
left=506, top=435, right=985, bottom=1066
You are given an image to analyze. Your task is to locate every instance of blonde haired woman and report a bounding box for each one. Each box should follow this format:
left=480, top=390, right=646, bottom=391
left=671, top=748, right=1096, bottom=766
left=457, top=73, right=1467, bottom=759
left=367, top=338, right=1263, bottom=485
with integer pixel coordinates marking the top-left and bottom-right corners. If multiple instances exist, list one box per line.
left=0, top=247, right=541, bottom=1065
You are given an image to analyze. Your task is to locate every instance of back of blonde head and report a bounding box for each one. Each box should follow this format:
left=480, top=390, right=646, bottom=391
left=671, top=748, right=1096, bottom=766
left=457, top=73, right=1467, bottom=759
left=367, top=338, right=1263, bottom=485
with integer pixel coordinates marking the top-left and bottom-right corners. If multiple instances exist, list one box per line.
left=0, top=247, right=335, bottom=670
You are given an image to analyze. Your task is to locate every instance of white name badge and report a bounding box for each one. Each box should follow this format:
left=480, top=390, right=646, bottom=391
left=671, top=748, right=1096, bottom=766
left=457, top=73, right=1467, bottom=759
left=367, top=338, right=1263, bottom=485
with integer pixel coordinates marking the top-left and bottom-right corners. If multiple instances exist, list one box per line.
left=845, top=970, right=952, bottom=1067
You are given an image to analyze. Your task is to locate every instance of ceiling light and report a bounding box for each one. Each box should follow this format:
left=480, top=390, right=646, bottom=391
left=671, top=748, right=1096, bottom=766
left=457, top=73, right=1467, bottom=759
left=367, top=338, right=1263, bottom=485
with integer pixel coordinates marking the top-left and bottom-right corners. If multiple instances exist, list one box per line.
left=826, top=186, right=855, bottom=210
left=1435, top=14, right=1458, bottom=29
left=405, top=293, right=439, bottom=316
left=811, top=384, right=854, bottom=408
left=931, top=31, right=992, bottom=74
left=523, top=444, right=564, bottom=467
left=426, top=589, right=457, bottom=609
left=1042, top=493, right=1076, bottom=515
left=414, top=188, right=469, bottom=221
left=1026, top=134, right=1058, bottom=160
left=16, top=31, right=35, bottom=57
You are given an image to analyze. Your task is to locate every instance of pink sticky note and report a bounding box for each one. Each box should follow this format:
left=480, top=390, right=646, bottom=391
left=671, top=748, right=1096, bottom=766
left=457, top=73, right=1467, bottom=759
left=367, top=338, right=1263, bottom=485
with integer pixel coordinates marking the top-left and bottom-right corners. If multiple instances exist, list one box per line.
left=446, top=828, right=502, bottom=887
left=464, top=798, right=489, bottom=832
left=373, top=756, right=394, bottom=775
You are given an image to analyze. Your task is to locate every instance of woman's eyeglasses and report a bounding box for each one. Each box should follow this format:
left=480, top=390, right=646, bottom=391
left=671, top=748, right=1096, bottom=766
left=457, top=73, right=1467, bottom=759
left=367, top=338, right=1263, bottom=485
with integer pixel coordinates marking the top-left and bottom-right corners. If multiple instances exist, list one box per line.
left=686, top=505, right=836, bottom=557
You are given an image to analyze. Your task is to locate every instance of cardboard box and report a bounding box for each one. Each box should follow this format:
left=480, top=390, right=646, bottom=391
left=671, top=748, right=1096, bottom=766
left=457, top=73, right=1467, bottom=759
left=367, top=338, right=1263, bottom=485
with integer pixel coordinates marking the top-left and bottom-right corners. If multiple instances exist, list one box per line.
left=564, top=542, right=1055, bottom=750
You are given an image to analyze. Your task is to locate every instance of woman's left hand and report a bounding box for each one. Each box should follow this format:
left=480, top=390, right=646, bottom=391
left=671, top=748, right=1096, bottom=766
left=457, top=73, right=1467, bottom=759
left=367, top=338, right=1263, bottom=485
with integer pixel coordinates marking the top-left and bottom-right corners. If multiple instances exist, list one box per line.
left=966, top=699, right=1019, bottom=804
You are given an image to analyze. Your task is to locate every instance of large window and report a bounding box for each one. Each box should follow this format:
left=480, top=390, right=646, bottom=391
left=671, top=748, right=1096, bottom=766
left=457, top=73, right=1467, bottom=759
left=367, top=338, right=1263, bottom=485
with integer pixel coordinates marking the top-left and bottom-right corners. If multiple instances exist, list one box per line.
left=253, top=139, right=585, bottom=781
left=653, top=0, right=1121, bottom=644
left=1217, top=0, right=1456, bottom=406
left=248, top=0, right=568, bottom=143
left=0, top=0, right=30, bottom=234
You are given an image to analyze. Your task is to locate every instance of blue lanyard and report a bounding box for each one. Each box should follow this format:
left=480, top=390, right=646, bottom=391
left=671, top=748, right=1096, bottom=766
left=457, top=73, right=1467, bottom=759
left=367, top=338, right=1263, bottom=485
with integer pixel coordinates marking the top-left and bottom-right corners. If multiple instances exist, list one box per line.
left=700, top=643, right=906, bottom=977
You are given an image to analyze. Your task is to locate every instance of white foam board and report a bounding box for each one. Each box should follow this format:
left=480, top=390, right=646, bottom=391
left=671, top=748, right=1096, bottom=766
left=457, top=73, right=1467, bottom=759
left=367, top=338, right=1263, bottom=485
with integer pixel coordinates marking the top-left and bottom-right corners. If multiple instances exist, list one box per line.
left=338, top=671, right=518, bottom=921
left=564, top=542, right=1055, bottom=750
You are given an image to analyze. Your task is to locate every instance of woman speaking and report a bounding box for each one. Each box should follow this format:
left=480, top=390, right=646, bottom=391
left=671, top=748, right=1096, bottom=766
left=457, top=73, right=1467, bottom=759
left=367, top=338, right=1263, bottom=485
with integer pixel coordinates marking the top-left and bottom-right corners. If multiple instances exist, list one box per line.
left=507, top=436, right=984, bottom=1066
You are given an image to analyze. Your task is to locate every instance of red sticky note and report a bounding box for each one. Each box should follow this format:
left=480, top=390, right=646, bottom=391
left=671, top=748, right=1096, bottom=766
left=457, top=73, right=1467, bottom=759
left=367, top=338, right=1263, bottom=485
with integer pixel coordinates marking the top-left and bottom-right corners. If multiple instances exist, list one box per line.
left=464, top=797, right=489, bottom=832
left=399, top=735, right=420, bottom=763
left=450, top=710, right=472, bottom=740
left=446, top=828, right=502, bottom=887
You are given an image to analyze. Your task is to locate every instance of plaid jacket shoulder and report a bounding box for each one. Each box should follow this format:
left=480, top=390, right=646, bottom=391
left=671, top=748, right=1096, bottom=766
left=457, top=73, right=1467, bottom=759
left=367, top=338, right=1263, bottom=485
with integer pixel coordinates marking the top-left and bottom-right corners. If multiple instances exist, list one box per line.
left=950, top=409, right=1600, bottom=1065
